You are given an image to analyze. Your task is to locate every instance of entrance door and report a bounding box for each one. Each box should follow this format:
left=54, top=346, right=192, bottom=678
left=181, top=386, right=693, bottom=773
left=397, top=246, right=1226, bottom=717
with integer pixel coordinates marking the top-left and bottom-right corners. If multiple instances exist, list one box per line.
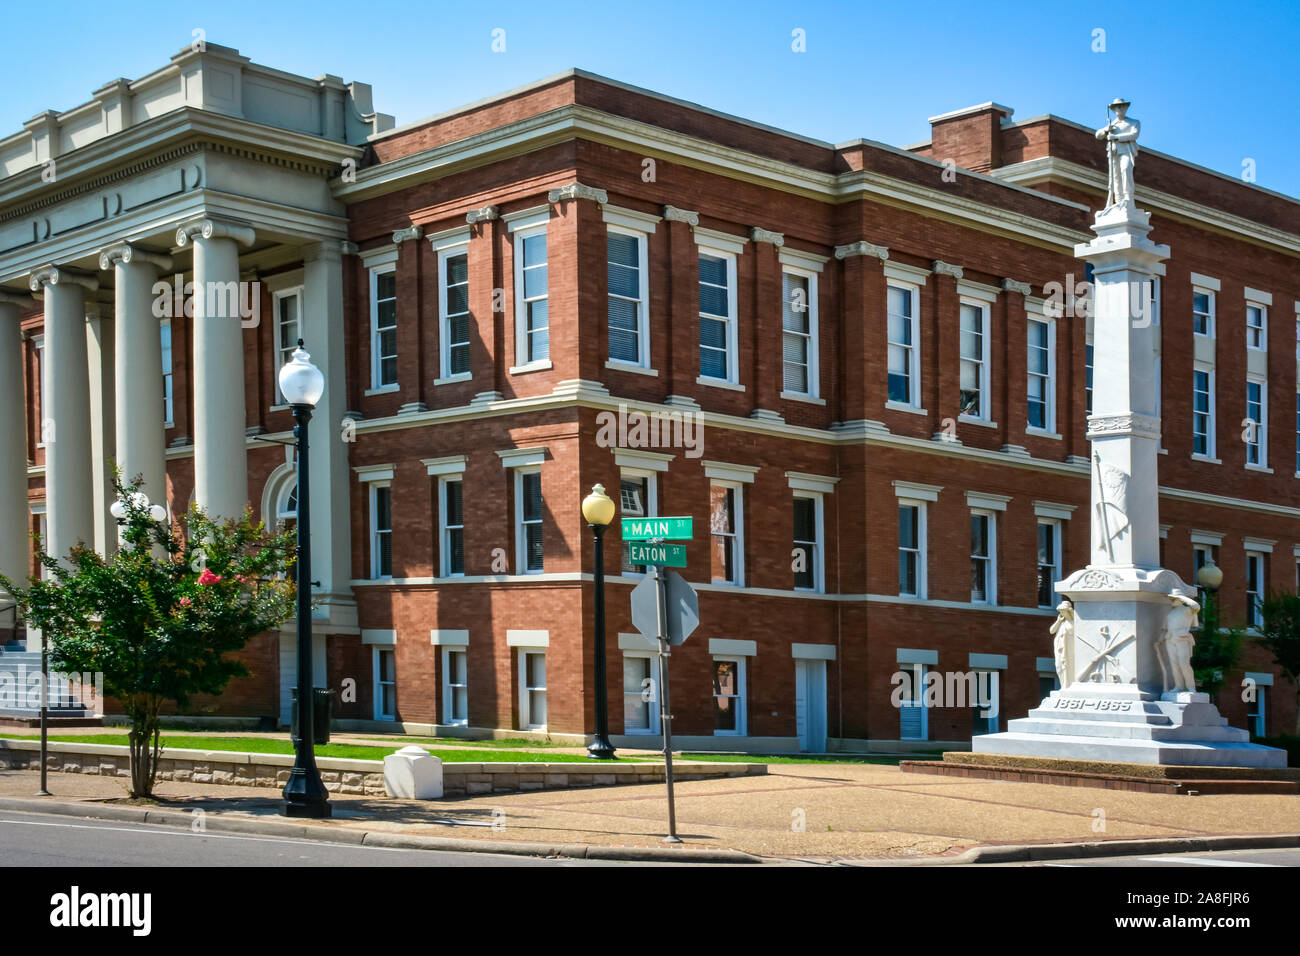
left=279, top=632, right=328, bottom=727
left=795, top=659, right=827, bottom=752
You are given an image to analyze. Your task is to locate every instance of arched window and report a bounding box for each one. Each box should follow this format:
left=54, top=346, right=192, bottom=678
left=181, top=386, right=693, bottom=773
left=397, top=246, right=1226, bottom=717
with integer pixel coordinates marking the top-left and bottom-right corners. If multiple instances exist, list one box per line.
left=276, top=480, right=297, bottom=534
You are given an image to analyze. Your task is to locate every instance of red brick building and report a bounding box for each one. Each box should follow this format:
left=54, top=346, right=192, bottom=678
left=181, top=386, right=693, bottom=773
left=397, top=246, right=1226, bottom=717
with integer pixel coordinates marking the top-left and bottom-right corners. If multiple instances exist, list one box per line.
left=3, top=48, right=1296, bottom=748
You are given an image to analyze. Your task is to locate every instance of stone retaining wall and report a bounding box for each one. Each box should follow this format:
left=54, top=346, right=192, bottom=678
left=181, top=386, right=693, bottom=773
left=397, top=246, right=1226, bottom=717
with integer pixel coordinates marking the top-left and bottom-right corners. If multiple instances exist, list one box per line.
left=0, top=739, right=765, bottom=797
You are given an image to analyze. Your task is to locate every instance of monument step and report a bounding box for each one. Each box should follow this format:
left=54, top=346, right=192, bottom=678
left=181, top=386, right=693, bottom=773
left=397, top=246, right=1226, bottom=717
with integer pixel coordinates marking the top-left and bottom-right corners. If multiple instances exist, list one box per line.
left=973, top=731, right=1287, bottom=768
left=1010, top=717, right=1250, bottom=744
left=1028, top=704, right=1173, bottom=726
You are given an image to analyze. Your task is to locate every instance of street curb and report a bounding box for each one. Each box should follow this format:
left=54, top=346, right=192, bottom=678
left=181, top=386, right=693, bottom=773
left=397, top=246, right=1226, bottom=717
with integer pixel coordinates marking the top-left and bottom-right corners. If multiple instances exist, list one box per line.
left=840, top=833, right=1300, bottom=866
left=0, top=796, right=761, bottom=864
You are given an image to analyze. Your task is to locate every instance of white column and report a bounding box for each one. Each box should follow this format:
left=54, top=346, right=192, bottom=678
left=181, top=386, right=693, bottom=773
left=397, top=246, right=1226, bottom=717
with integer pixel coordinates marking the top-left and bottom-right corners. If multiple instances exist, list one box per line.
left=0, top=294, right=32, bottom=593
left=100, top=244, right=172, bottom=509
left=29, top=265, right=98, bottom=566
left=302, top=241, right=356, bottom=627
left=85, top=302, right=116, bottom=555
left=176, top=218, right=255, bottom=522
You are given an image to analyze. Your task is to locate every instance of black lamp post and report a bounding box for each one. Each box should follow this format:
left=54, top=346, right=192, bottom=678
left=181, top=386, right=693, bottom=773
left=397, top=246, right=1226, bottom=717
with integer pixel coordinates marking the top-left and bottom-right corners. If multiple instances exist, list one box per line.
left=1197, top=559, right=1223, bottom=635
left=582, top=483, right=616, bottom=760
left=278, top=340, right=331, bottom=819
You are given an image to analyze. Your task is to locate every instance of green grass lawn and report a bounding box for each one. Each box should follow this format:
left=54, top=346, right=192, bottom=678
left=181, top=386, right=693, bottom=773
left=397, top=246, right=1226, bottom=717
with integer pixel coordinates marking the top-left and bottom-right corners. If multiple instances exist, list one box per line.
left=0, top=734, right=643, bottom=763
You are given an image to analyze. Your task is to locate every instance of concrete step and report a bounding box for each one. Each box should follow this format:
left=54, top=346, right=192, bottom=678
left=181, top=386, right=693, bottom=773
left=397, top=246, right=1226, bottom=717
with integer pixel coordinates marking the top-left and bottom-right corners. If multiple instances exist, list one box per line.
left=1011, top=716, right=1250, bottom=744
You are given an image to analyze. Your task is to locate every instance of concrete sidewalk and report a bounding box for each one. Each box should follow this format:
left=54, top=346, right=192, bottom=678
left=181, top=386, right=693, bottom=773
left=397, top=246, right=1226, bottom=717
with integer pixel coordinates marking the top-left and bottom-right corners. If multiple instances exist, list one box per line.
left=3, top=762, right=1297, bottom=863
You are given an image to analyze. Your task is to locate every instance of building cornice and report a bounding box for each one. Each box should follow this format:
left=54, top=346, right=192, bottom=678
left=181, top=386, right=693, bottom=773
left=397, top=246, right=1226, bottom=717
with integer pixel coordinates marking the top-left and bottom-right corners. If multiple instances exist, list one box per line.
left=993, top=155, right=1300, bottom=257
left=333, top=104, right=1093, bottom=251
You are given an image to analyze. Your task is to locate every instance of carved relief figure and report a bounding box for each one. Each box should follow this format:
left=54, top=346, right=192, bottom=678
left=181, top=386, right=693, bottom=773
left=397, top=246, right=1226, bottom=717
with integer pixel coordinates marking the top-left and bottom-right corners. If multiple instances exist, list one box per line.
left=1093, top=452, right=1131, bottom=560
left=1156, top=590, right=1200, bottom=693
left=1076, top=624, right=1134, bottom=683
left=1049, top=600, right=1074, bottom=689
left=1094, top=98, right=1140, bottom=210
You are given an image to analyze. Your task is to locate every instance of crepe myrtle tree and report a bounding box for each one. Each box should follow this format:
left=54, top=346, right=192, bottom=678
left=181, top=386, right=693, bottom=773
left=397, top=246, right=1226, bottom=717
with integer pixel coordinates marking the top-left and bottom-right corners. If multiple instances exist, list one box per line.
left=0, top=475, right=297, bottom=798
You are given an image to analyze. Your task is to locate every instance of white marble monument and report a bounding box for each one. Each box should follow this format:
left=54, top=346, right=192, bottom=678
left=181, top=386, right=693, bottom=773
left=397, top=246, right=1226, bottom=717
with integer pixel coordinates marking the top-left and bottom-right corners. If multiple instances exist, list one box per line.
left=974, top=99, right=1285, bottom=768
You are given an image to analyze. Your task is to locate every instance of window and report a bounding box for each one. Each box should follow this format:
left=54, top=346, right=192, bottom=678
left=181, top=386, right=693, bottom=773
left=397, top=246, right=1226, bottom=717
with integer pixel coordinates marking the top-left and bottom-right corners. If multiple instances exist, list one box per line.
left=1193, top=366, right=1215, bottom=457
left=959, top=301, right=990, bottom=420
left=1038, top=670, right=1060, bottom=701
left=1193, top=289, right=1214, bottom=337
left=698, top=251, right=737, bottom=382
left=439, top=247, right=471, bottom=378
left=520, top=650, right=546, bottom=729
left=887, top=284, right=919, bottom=405
left=608, top=229, right=648, bottom=366
left=622, top=653, right=658, bottom=734
left=32, top=335, right=45, bottom=447
left=1247, top=303, right=1267, bottom=351
left=972, top=670, right=999, bottom=736
left=1085, top=342, right=1094, bottom=417
left=273, top=287, right=302, bottom=405
left=1247, top=684, right=1267, bottom=737
left=442, top=648, right=468, bottom=726
left=1037, top=520, right=1062, bottom=608
left=515, top=469, right=543, bottom=573
left=1246, top=377, right=1266, bottom=467
left=1027, top=317, right=1055, bottom=432
left=1246, top=551, right=1265, bottom=628
left=439, top=477, right=464, bottom=577
left=161, top=320, right=174, bottom=426
left=619, top=473, right=656, bottom=574
left=782, top=270, right=818, bottom=395
left=712, top=657, right=746, bottom=735
left=369, top=265, right=398, bottom=389
left=1295, top=391, right=1299, bottom=474
left=898, top=662, right=928, bottom=740
left=374, top=648, right=396, bottom=721
left=970, top=512, right=996, bottom=604
left=898, top=503, right=926, bottom=598
left=793, top=494, right=823, bottom=592
left=709, top=483, right=744, bottom=585
left=514, top=226, right=549, bottom=365
left=369, top=484, right=392, bottom=579
left=276, top=480, right=297, bottom=535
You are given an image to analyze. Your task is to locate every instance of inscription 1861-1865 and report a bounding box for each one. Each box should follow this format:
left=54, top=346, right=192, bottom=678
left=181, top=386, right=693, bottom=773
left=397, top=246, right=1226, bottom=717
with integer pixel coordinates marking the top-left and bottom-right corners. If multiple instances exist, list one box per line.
left=1053, top=698, right=1133, bottom=712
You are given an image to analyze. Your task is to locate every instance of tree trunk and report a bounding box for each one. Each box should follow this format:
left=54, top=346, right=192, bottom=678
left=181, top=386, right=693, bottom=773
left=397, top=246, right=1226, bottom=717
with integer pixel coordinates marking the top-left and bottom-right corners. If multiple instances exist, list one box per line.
left=126, top=694, right=163, bottom=798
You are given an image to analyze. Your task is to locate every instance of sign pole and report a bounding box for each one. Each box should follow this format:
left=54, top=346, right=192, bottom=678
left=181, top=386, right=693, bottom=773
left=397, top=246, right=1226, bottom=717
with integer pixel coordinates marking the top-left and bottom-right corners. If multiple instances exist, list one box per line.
left=37, top=633, right=50, bottom=796
left=652, top=563, right=681, bottom=844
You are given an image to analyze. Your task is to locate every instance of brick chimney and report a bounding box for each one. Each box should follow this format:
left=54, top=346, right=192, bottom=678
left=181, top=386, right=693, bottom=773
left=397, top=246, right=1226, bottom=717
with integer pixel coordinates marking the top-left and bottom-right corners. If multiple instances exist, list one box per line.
left=927, top=102, right=1014, bottom=174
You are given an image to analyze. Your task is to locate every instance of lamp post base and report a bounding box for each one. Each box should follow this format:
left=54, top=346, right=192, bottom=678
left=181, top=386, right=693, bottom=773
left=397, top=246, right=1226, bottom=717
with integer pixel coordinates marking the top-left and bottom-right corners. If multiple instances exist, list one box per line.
left=586, top=737, right=616, bottom=760
left=282, top=767, right=332, bottom=818
left=283, top=801, right=333, bottom=819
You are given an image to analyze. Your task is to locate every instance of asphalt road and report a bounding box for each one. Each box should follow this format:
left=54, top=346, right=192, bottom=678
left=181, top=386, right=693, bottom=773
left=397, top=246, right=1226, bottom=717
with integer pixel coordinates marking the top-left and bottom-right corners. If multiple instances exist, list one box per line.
left=1016, top=848, right=1300, bottom=867
left=0, top=809, right=658, bottom=867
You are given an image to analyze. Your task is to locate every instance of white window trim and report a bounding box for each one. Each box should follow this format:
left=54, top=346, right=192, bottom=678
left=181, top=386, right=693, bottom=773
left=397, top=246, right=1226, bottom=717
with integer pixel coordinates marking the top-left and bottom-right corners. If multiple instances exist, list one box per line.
left=441, top=646, right=468, bottom=726
left=711, top=655, right=747, bottom=737
left=697, top=245, right=739, bottom=385
left=970, top=508, right=997, bottom=606
left=709, top=480, right=745, bottom=586
left=886, top=279, right=923, bottom=408
left=1192, top=362, right=1218, bottom=461
left=437, top=238, right=472, bottom=382
left=1245, top=374, right=1268, bottom=471
left=1245, top=550, right=1266, bottom=629
left=621, top=650, right=660, bottom=735
left=32, top=334, right=45, bottom=448
left=368, top=480, right=393, bottom=581
left=369, top=263, right=398, bottom=391
left=958, top=296, right=992, bottom=424
left=607, top=224, right=651, bottom=369
left=793, top=490, right=825, bottom=594
left=517, top=647, right=547, bottom=731
left=782, top=264, right=820, bottom=399
left=1026, top=313, right=1057, bottom=436
left=514, top=466, right=544, bottom=575
left=618, top=467, right=658, bottom=576
left=1191, top=281, right=1217, bottom=338
left=372, top=646, right=396, bottom=721
left=272, top=285, right=304, bottom=406
left=1246, top=300, right=1268, bottom=353
left=160, top=320, right=174, bottom=427
left=512, top=221, right=550, bottom=368
left=897, top=498, right=928, bottom=600
left=438, top=475, right=465, bottom=578
left=1037, top=518, right=1063, bottom=609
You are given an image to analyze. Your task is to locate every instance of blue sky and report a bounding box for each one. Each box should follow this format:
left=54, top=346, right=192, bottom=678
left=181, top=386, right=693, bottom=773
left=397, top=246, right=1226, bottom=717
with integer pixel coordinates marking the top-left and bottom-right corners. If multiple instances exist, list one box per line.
left=6, top=0, right=1299, bottom=195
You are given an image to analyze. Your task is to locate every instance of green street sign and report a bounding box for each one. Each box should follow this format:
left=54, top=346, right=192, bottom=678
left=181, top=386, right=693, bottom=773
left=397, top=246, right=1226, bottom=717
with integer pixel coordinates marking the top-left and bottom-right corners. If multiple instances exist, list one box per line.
left=626, top=542, right=688, bottom=568
left=621, top=516, right=693, bottom=541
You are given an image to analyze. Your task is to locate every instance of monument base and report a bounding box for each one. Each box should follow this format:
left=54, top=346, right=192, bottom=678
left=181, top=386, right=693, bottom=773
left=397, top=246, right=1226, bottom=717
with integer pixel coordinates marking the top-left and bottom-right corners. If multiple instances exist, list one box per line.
left=972, top=688, right=1287, bottom=768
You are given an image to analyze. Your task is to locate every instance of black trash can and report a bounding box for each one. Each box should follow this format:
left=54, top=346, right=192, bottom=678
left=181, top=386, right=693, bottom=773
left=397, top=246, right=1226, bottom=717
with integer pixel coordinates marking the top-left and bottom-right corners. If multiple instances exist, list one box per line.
left=290, top=687, right=333, bottom=745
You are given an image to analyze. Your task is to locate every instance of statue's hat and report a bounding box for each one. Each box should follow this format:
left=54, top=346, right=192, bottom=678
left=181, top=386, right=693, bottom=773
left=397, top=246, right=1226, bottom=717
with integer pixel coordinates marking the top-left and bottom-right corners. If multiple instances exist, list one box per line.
left=1107, top=97, right=1131, bottom=110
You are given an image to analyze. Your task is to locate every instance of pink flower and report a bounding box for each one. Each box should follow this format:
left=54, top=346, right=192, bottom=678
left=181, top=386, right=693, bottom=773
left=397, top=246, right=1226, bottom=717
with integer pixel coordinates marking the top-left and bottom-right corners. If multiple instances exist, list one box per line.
left=179, top=597, right=192, bottom=608
left=198, top=569, right=222, bottom=586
